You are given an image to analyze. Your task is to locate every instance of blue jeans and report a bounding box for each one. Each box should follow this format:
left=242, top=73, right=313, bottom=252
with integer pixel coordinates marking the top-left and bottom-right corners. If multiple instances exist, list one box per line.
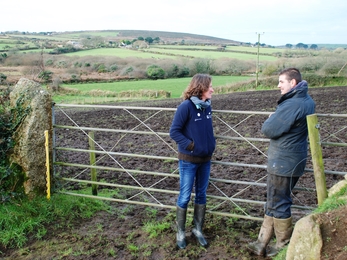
left=265, top=174, right=299, bottom=219
left=176, top=160, right=211, bottom=209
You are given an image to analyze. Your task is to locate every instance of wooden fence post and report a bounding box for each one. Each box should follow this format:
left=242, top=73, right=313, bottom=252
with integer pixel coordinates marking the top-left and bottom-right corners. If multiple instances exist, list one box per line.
left=307, top=114, right=327, bottom=206
left=88, top=131, right=98, bottom=196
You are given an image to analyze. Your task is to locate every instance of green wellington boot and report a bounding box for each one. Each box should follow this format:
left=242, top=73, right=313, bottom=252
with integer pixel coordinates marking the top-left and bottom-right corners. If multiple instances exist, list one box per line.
left=176, top=206, right=187, bottom=249
left=192, top=204, right=208, bottom=247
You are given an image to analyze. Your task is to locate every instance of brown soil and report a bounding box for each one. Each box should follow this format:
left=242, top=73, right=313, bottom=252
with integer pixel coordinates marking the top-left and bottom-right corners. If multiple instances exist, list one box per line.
left=2, top=86, right=347, bottom=260
left=317, top=205, right=347, bottom=260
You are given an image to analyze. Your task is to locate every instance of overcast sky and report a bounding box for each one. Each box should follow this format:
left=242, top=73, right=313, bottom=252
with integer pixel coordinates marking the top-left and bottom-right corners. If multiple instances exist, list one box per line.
left=2, top=0, right=347, bottom=46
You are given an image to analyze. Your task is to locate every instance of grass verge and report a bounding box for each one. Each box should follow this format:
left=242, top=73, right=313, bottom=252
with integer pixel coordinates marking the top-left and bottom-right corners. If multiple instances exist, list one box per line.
left=0, top=194, right=109, bottom=251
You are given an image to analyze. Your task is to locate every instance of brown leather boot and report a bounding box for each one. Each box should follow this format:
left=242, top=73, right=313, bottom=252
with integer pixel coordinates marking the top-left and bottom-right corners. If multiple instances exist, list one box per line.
left=247, top=215, right=274, bottom=256
left=266, top=216, right=293, bottom=257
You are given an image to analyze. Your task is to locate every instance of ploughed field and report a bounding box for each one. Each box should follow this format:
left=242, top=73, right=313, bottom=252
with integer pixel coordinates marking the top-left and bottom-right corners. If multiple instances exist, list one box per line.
left=5, top=86, right=347, bottom=260
left=53, top=86, right=346, bottom=213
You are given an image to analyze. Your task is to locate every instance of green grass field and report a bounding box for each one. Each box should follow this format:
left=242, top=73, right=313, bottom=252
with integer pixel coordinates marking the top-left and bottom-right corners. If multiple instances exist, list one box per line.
left=54, top=75, right=251, bottom=103
left=66, top=31, right=120, bottom=38
left=0, top=43, right=10, bottom=49
left=19, top=48, right=55, bottom=54
left=65, top=48, right=175, bottom=59
left=65, top=47, right=277, bottom=61
left=151, top=44, right=283, bottom=55
left=8, top=34, right=72, bottom=41
left=144, top=47, right=277, bottom=61
left=150, top=45, right=218, bottom=50
left=18, top=31, right=121, bottom=41
left=225, top=45, right=283, bottom=54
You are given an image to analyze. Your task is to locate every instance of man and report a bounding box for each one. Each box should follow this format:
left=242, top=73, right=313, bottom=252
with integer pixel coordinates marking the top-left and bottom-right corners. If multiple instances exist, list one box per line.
left=247, top=68, right=315, bottom=257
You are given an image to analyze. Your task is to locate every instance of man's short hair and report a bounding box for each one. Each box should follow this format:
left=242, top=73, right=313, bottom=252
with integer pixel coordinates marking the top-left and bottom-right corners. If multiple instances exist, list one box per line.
left=279, top=68, right=302, bottom=84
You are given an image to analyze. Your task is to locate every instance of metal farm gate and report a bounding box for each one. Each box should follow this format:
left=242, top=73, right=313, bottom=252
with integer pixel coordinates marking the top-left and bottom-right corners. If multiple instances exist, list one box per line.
left=51, top=103, right=347, bottom=222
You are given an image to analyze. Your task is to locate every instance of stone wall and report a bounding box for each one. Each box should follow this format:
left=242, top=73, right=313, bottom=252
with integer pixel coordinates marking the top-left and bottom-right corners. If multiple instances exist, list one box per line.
left=9, top=78, right=52, bottom=198
left=286, top=175, right=347, bottom=259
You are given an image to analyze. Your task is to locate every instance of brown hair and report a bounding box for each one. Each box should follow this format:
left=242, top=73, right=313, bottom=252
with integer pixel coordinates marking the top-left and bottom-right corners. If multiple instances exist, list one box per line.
left=279, top=68, right=302, bottom=84
left=182, top=74, right=212, bottom=100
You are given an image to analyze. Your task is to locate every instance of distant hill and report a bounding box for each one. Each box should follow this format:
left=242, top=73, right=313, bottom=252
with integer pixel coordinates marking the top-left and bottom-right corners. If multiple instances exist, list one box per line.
left=3, top=30, right=345, bottom=49
left=112, top=30, right=240, bottom=45
left=52, top=30, right=240, bottom=45
left=316, top=44, right=347, bottom=50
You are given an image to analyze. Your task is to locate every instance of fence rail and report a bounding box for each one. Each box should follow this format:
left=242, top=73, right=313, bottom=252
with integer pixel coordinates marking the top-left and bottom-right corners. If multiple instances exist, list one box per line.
left=52, top=103, right=347, bottom=221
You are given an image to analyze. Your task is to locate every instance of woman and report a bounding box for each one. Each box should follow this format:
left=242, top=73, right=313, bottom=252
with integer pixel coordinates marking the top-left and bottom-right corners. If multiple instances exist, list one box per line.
left=169, top=73, right=216, bottom=249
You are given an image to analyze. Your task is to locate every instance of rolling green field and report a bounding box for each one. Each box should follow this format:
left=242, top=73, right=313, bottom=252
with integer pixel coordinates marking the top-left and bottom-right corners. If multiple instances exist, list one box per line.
left=150, top=45, right=219, bottom=50
left=65, top=48, right=175, bottom=59
left=64, top=47, right=277, bottom=61
left=55, top=75, right=252, bottom=103
left=143, top=47, right=277, bottom=61
left=21, top=31, right=120, bottom=41
left=6, top=34, right=73, bottom=42
left=152, top=44, right=284, bottom=55
left=0, top=43, right=10, bottom=49
left=225, top=45, right=283, bottom=54
left=65, top=31, right=120, bottom=38
left=19, top=48, right=55, bottom=54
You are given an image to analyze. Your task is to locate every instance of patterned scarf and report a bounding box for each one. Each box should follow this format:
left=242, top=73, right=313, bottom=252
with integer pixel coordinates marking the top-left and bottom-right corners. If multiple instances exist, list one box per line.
left=190, top=96, right=211, bottom=110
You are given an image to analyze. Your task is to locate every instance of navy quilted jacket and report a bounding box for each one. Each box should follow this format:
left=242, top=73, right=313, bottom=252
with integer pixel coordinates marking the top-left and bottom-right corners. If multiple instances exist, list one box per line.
left=261, top=80, right=316, bottom=177
left=170, top=99, right=215, bottom=158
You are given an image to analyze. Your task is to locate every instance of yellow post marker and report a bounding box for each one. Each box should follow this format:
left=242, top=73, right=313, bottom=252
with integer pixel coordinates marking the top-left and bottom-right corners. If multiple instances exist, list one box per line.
left=45, top=130, right=51, bottom=200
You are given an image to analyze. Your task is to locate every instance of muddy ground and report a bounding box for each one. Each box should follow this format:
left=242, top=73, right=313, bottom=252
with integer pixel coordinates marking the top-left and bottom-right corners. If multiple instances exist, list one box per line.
left=3, top=86, right=347, bottom=259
